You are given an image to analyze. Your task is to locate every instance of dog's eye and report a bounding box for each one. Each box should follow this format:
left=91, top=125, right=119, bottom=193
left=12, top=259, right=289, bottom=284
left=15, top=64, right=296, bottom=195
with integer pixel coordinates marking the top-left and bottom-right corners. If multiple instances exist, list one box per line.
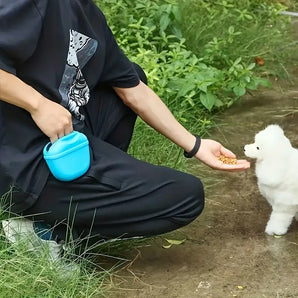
left=256, top=146, right=260, bottom=150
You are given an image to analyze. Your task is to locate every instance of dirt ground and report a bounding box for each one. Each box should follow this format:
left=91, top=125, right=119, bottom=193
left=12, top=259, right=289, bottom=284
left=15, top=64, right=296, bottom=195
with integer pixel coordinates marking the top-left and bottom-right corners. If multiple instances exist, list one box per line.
left=108, top=24, right=298, bottom=298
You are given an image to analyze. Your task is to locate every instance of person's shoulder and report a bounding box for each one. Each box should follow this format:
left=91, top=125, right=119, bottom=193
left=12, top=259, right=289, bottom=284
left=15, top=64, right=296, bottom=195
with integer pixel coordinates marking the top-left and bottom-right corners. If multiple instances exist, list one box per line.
left=0, top=0, right=48, bottom=7
left=0, top=0, right=49, bottom=17
left=86, top=1, right=107, bottom=19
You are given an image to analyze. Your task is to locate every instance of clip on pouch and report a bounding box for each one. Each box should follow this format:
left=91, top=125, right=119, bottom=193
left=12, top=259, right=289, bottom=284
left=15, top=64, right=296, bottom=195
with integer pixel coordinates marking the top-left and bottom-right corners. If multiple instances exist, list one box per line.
left=43, top=131, right=90, bottom=181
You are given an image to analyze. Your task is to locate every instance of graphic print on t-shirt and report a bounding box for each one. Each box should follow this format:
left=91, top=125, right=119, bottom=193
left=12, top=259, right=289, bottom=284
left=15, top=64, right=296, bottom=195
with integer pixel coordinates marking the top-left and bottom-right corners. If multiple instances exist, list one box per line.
left=59, top=30, right=98, bottom=120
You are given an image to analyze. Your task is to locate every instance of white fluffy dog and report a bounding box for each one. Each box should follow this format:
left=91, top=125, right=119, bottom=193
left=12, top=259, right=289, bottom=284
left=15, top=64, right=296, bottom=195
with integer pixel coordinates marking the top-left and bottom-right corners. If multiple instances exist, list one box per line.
left=244, top=124, right=298, bottom=235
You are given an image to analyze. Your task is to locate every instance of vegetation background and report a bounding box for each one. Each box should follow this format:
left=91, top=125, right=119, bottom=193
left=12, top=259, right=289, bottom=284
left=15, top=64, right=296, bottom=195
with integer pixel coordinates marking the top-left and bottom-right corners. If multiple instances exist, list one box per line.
left=0, top=0, right=297, bottom=297
left=98, top=0, right=296, bottom=170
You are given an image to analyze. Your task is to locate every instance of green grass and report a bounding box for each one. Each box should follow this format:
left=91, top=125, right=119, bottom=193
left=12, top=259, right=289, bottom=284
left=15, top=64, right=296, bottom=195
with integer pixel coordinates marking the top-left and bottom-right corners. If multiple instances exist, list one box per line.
left=178, top=0, right=298, bottom=81
left=0, top=213, right=113, bottom=297
left=179, top=1, right=290, bottom=61
left=98, top=0, right=297, bottom=169
left=0, top=241, right=111, bottom=297
left=1, top=0, right=297, bottom=297
left=0, top=201, right=154, bottom=298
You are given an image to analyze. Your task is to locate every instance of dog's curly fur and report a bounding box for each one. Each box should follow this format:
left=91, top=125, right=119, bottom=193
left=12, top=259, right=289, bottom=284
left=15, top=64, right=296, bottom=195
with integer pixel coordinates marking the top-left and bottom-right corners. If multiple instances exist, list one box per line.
left=244, top=124, right=298, bottom=235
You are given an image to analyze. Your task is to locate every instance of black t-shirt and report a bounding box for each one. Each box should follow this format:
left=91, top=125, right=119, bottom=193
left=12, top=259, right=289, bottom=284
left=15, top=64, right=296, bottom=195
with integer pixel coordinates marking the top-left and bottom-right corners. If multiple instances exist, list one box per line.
left=0, top=0, right=140, bottom=211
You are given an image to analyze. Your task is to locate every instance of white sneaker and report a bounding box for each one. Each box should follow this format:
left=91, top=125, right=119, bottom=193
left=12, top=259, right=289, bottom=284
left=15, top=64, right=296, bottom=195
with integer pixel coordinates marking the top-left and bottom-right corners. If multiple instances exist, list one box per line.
left=2, top=217, right=80, bottom=277
left=1, top=217, right=62, bottom=262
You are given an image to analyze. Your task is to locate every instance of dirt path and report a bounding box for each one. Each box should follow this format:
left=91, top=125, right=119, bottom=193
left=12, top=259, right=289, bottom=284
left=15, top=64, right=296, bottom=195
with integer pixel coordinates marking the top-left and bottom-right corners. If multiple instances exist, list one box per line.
left=109, top=22, right=298, bottom=298
left=109, top=84, right=298, bottom=298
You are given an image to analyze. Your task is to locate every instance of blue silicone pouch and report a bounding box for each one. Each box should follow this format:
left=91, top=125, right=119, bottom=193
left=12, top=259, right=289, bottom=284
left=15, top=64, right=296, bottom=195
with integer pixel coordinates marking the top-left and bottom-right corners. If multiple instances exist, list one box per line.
left=43, top=131, right=90, bottom=181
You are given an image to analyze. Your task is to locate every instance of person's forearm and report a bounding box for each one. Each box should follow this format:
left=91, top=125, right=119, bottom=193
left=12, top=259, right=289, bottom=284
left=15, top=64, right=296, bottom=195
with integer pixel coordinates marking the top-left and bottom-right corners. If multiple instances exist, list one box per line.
left=115, top=81, right=251, bottom=172
left=0, top=68, right=73, bottom=142
left=114, top=81, right=197, bottom=153
left=0, top=68, right=42, bottom=113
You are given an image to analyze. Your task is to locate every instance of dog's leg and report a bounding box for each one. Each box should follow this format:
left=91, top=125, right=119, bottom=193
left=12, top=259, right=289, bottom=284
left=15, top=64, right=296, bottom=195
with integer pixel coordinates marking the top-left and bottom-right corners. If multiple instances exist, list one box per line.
left=265, top=207, right=295, bottom=235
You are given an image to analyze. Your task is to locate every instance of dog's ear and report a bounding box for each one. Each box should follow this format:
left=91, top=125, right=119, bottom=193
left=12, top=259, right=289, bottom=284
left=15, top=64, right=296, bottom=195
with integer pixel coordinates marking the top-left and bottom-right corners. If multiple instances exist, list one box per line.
left=258, top=124, right=290, bottom=144
left=265, top=124, right=285, bottom=136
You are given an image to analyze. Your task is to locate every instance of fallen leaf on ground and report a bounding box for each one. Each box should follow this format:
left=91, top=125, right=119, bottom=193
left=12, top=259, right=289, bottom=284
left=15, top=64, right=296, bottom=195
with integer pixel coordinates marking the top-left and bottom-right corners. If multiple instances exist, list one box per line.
left=162, top=238, right=186, bottom=249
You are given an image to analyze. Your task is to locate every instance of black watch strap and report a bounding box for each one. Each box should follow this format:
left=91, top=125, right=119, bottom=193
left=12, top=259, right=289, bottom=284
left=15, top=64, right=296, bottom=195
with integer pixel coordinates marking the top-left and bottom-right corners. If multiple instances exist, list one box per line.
left=183, top=134, right=201, bottom=158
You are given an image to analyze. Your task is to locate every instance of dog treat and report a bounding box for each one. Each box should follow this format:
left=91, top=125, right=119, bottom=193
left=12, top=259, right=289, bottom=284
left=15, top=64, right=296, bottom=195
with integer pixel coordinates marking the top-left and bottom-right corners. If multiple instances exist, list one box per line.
left=218, top=155, right=237, bottom=165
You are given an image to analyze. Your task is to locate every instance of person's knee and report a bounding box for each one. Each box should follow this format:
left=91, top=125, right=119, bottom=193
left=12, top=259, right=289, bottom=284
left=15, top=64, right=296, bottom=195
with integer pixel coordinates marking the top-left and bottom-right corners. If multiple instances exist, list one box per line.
left=132, top=63, right=148, bottom=85
left=170, top=174, right=204, bottom=227
left=185, top=176, right=205, bottom=219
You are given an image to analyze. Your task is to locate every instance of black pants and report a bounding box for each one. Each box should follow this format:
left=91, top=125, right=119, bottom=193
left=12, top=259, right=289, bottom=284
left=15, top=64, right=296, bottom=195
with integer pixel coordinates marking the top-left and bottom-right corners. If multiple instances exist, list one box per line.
left=23, top=64, right=205, bottom=241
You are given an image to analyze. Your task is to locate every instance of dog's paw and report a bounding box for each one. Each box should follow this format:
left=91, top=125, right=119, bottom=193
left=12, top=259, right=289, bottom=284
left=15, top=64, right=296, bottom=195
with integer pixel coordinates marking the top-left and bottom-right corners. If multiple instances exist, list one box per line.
left=265, top=223, right=288, bottom=236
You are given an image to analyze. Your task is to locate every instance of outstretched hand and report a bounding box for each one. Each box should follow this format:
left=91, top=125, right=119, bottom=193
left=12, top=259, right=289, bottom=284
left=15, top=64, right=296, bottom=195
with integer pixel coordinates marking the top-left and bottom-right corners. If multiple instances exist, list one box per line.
left=195, top=139, right=250, bottom=171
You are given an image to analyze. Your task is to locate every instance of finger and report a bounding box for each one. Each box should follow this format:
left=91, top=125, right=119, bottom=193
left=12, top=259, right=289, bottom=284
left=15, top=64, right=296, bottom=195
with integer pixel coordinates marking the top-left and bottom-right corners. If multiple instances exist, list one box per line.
left=50, top=135, right=59, bottom=143
left=64, top=126, right=73, bottom=136
left=236, top=159, right=251, bottom=165
left=220, top=146, right=236, bottom=158
left=58, top=131, right=65, bottom=139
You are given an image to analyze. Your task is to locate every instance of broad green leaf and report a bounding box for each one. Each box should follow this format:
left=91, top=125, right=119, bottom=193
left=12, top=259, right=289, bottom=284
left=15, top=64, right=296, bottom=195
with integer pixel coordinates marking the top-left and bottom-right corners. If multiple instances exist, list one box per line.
left=177, top=81, right=196, bottom=97
left=197, top=81, right=214, bottom=93
left=256, top=78, right=272, bottom=88
left=200, top=92, right=217, bottom=111
left=233, top=85, right=246, bottom=97
left=172, top=6, right=182, bottom=22
left=247, top=63, right=256, bottom=70
left=214, top=98, right=224, bottom=108
left=160, top=14, right=170, bottom=31
left=234, top=57, right=242, bottom=65
left=246, top=80, right=258, bottom=90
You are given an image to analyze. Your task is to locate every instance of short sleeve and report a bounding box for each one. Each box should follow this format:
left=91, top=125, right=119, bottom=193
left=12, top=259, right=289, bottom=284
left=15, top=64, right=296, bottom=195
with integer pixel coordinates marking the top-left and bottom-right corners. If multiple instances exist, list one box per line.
left=100, top=23, right=140, bottom=88
left=0, top=0, right=48, bottom=75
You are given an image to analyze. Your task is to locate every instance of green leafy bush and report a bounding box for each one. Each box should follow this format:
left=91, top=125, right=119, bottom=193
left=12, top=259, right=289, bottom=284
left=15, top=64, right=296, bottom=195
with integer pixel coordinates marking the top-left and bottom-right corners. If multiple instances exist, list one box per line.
left=96, top=0, right=292, bottom=165
left=97, top=0, right=290, bottom=115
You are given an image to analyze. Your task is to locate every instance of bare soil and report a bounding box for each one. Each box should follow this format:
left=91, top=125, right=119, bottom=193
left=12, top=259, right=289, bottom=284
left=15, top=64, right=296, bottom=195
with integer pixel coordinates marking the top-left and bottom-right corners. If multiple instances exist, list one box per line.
left=108, top=22, right=298, bottom=298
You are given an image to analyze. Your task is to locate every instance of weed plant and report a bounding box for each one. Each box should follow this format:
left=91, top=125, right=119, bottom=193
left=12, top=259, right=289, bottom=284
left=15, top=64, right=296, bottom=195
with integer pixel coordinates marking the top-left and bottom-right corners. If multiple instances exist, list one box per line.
left=0, top=201, right=117, bottom=297
left=1, top=1, right=296, bottom=297
left=0, top=203, right=151, bottom=297
left=0, top=231, right=112, bottom=297
left=179, top=0, right=295, bottom=78
left=97, top=0, right=295, bottom=168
